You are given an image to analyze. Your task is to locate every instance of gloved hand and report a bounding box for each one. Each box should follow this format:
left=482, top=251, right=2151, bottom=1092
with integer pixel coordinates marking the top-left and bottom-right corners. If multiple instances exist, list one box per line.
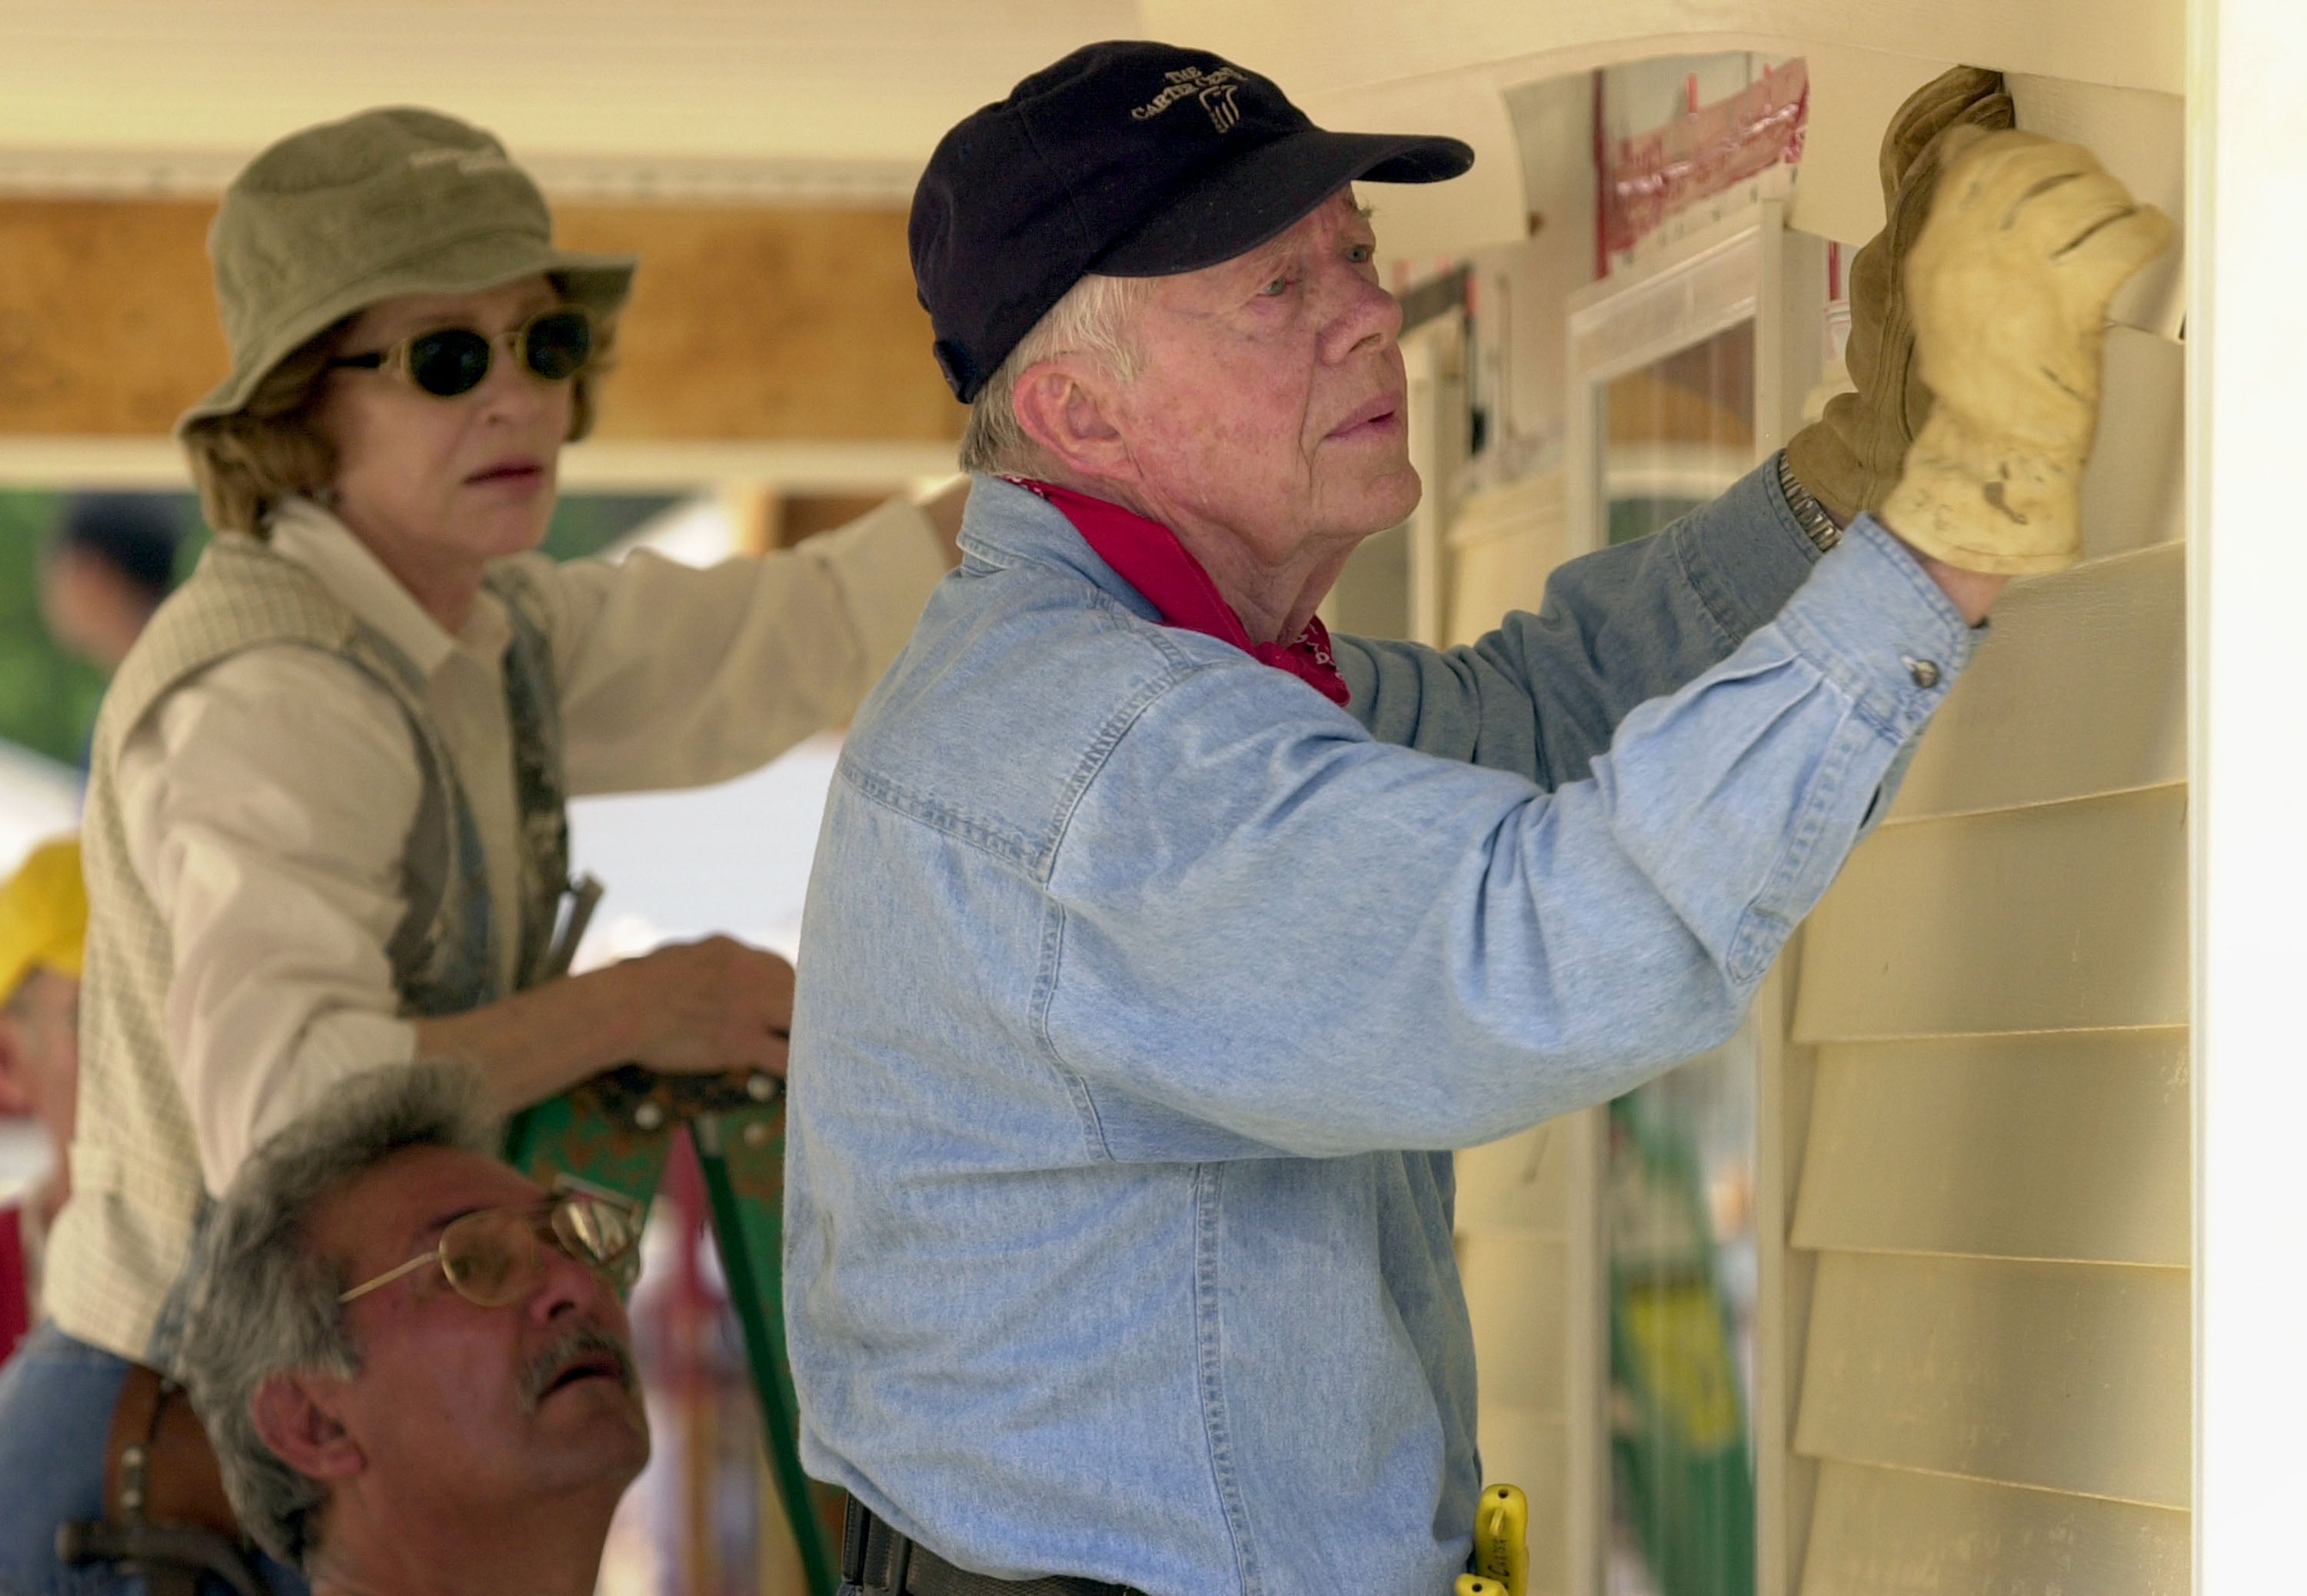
left=1880, top=128, right=2172, bottom=573
left=1784, top=66, right=2012, bottom=525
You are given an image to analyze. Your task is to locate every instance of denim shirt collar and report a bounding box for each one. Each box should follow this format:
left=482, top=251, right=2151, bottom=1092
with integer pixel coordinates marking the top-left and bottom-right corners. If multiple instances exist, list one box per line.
left=957, top=473, right=1163, bottom=625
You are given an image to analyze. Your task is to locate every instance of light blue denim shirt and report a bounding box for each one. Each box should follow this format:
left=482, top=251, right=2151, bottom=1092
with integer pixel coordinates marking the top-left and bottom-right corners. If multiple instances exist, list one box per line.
left=786, top=462, right=1976, bottom=1596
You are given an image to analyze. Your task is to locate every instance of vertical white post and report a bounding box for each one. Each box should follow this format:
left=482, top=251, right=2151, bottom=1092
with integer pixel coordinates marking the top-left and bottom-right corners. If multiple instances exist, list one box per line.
left=2193, top=0, right=2307, bottom=1588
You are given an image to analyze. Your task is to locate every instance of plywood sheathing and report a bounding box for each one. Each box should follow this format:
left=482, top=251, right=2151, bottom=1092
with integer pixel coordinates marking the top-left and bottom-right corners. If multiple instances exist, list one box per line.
left=0, top=199, right=957, bottom=444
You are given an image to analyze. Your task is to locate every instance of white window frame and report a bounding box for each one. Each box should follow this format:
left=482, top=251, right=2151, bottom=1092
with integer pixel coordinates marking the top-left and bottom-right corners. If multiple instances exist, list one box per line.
left=1560, top=198, right=1824, bottom=1596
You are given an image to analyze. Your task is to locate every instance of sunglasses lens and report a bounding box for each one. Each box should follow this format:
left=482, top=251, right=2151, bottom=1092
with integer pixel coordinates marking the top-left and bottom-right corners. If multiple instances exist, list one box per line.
left=439, top=1210, right=539, bottom=1307
left=406, top=329, right=494, bottom=397
left=522, top=311, right=592, bottom=382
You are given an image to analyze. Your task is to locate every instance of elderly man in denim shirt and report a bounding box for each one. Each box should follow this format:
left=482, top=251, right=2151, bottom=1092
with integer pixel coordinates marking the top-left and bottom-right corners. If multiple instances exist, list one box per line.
left=786, top=42, right=2166, bottom=1596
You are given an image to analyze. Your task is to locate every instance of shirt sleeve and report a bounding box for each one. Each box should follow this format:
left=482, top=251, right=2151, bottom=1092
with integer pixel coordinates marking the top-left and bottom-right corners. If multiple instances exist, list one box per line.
left=1334, top=454, right=1821, bottom=790
left=116, top=649, right=421, bottom=1194
left=1041, top=517, right=1969, bottom=1160
left=526, top=495, right=949, bottom=797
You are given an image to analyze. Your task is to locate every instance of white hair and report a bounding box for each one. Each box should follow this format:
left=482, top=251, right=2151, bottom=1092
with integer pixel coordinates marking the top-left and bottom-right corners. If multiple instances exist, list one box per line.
left=957, top=272, right=1152, bottom=477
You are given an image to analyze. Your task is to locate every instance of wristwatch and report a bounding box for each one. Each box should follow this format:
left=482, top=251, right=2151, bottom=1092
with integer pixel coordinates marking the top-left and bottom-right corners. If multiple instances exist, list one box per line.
left=1776, top=451, right=1845, bottom=554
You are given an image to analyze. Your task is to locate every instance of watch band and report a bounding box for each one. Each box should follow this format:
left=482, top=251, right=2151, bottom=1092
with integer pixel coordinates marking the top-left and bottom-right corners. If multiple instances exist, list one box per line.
left=1776, top=451, right=1845, bottom=554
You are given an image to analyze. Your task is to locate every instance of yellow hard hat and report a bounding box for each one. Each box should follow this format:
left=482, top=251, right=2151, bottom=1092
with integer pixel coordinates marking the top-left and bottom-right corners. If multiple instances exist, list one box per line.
left=0, top=836, right=87, bottom=1004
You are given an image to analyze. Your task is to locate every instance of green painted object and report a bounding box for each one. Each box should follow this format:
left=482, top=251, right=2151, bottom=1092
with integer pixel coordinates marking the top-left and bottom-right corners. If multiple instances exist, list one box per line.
left=504, top=1072, right=836, bottom=1596
left=1606, top=1095, right=1756, bottom=1596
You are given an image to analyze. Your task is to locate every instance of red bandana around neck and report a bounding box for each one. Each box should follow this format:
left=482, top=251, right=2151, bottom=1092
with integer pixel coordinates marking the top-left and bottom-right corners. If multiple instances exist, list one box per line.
left=1008, top=479, right=1351, bottom=707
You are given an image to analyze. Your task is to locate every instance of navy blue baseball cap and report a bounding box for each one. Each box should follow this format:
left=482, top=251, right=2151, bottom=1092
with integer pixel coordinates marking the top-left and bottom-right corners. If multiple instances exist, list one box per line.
left=910, top=40, right=1474, bottom=402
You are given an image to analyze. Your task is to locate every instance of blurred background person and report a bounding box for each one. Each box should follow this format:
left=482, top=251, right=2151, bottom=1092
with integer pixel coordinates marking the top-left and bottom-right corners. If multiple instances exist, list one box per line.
left=0, top=836, right=85, bottom=1367
left=40, top=494, right=186, bottom=677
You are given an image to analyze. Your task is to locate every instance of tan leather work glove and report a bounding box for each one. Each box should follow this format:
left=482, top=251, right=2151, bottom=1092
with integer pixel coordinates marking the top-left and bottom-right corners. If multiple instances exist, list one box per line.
left=1784, top=67, right=2012, bottom=525
left=1880, top=128, right=2172, bottom=574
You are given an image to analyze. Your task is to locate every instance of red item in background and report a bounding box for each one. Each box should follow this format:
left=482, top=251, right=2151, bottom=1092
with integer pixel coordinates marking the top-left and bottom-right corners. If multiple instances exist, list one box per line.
left=1603, top=58, right=1810, bottom=260
left=0, top=1205, right=29, bottom=1365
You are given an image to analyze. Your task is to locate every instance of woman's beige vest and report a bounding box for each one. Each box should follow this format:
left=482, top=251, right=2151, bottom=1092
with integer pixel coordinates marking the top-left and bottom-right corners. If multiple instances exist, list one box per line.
left=45, top=534, right=571, bottom=1365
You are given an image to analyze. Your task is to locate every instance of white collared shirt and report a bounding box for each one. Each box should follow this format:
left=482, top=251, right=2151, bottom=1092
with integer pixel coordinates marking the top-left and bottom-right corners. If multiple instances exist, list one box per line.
left=114, top=494, right=944, bottom=1193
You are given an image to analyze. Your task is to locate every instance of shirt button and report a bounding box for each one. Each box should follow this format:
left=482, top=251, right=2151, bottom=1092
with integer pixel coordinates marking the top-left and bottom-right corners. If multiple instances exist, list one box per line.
left=1905, top=657, right=1942, bottom=689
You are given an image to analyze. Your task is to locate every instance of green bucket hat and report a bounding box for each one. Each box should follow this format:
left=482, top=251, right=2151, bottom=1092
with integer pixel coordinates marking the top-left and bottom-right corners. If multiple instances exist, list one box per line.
left=176, top=105, right=636, bottom=436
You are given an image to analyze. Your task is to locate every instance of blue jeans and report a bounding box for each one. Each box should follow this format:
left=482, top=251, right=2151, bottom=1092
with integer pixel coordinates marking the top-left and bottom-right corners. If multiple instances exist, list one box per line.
left=0, top=1324, right=305, bottom=1596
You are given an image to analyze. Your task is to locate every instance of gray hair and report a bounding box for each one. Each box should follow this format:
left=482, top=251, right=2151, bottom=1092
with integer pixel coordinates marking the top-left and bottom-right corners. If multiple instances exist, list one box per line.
left=957, top=272, right=1151, bottom=477
left=179, top=1062, right=498, bottom=1570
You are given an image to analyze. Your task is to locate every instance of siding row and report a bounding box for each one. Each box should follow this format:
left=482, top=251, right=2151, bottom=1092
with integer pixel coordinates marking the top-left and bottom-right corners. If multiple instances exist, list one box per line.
left=1782, top=530, right=2190, bottom=1593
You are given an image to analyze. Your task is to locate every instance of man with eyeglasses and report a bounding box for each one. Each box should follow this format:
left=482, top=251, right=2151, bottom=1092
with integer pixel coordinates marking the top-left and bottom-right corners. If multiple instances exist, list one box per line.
left=177, top=1064, right=647, bottom=1596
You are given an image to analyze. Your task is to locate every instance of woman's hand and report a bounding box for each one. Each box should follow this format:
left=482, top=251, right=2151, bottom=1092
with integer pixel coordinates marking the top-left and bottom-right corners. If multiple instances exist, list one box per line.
left=605, top=936, right=794, bottom=1077
left=412, top=934, right=801, bottom=1115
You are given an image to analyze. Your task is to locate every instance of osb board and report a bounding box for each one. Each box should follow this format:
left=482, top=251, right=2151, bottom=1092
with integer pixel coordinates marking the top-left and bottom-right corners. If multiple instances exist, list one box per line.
left=555, top=204, right=955, bottom=443
left=1793, top=786, right=2187, bottom=1042
left=0, top=200, right=225, bottom=434
left=1799, top=1459, right=2189, bottom=1596
left=1458, top=1230, right=1571, bottom=1413
left=1884, top=540, right=2183, bottom=823
left=1456, top=1118, right=1576, bottom=1234
left=1791, top=1031, right=2190, bottom=1266
left=0, top=198, right=957, bottom=443
left=1794, top=1252, right=2189, bottom=1507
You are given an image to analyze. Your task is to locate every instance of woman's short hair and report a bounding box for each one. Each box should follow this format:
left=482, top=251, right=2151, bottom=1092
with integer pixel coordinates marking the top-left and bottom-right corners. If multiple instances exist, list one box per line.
left=180, top=280, right=618, bottom=535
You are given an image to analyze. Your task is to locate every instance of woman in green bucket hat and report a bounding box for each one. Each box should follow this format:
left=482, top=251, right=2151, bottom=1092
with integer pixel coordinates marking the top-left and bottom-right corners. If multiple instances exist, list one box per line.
left=0, top=105, right=959, bottom=1594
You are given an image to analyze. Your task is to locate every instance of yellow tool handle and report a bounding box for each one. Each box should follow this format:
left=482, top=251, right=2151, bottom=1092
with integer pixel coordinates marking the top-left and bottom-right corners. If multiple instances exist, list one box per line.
left=1471, top=1482, right=1529, bottom=1596
left=1454, top=1578, right=1504, bottom=1596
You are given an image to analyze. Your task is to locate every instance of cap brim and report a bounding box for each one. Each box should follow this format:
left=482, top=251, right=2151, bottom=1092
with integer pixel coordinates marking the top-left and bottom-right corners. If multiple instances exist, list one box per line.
left=1094, top=127, right=1473, bottom=278
left=175, top=232, right=638, bottom=436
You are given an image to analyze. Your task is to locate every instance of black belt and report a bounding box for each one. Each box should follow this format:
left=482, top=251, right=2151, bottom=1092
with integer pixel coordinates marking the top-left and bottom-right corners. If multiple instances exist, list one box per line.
left=841, top=1498, right=1146, bottom=1596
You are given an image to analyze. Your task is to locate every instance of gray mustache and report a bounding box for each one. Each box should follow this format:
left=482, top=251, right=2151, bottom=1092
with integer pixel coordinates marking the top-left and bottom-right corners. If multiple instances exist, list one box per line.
left=517, top=1322, right=639, bottom=1411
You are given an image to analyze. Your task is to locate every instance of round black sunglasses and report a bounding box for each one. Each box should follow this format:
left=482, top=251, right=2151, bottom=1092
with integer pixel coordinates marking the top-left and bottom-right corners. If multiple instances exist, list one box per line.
left=329, top=306, right=594, bottom=399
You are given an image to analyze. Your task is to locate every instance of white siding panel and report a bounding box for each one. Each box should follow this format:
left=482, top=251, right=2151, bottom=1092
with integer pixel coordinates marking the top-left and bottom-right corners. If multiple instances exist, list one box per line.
left=0, top=0, right=1144, bottom=169
left=1445, top=470, right=1573, bottom=648
left=2006, top=81, right=2186, bottom=340
left=1886, top=542, right=2183, bottom=823
left=2077, top=330, right=2187, bottom=557
left=1456, top=1119, right=1576, bottom=1235
left=1140, top=0, right=2185, bottom=99
left=1460, top=1231, right=1571, bottom=1413
left=1791, top=1032, right=2189, bottom=1266
left=1799, top=1459, right=2189, bottom=1596
left=1785, top=47, right=1956, bottom=248
left=1450, top=527, right=1564, bottom=648
left=1793, top=787, right=2188, bottom=1042
left=1794, top=1252, right=2189, bottom=1508
left=1472, top=1403, right=1573, bottom=1595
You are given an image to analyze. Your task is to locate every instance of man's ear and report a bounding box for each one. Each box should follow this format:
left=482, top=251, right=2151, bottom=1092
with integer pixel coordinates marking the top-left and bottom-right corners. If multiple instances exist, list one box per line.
left=1010, top=359, right=1136, bottom=484
left=250, top=1372, right=365, bottom=1482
